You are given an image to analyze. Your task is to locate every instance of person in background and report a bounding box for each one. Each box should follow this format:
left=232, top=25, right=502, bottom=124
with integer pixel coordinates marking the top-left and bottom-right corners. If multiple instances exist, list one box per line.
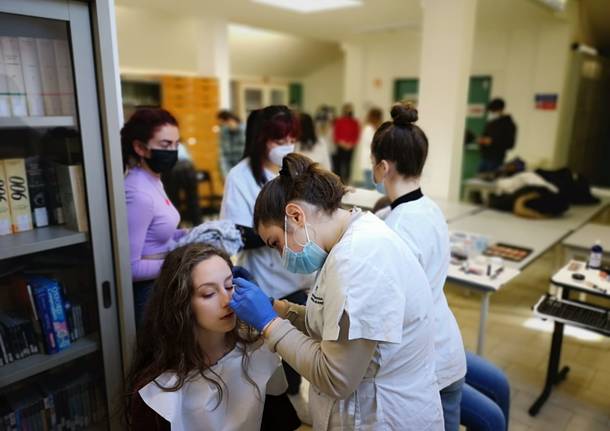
left=371, top=102, right=510, bottom=431
left=296, top=112, right=331, bottom=171
left=478, top=98, right=517, bottom=173
left=122, top=108, right=187, bottom=326
left=332, top=103, right=360, bottom=183
left=161, top=143, right=201, bottom=226
left=220, top=105, right=313, bottom=403
left=351, top=107, right=383, bottom=188
left=125, top=243, right=300, bottom=431
left=217, top=110, right=245, bottom=178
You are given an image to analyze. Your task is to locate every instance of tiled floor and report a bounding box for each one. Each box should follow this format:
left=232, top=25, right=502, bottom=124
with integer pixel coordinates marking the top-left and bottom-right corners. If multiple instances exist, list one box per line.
left=296, top=218, right=610, bottom=430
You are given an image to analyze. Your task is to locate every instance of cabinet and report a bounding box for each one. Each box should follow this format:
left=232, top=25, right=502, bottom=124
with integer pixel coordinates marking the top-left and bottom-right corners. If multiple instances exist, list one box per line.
left=0, top=1, right=129, bottom=430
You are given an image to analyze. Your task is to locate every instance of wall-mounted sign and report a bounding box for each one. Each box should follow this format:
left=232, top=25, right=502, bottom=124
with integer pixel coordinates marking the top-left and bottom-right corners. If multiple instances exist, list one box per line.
left=535, top=93, right=558, bottom=110
left=467, top=103, right=486, bottom=118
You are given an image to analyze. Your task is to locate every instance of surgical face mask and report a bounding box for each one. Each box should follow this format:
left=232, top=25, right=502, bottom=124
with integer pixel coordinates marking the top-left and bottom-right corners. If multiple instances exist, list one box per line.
left=269, top=144, right=295, bottom=167
left=146, top=149, right=178, bottom=173
left=372, top=161, right=386, bottom=195
left=282, top=217, right=328, bottom=274
left=487, top=112, right=500, bottom=121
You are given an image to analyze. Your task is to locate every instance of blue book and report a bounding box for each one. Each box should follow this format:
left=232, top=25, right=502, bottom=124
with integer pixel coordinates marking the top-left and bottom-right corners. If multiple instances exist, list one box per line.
left=30, top=283, right=57, bottom=354
left=29, top=276, right=71, bottom=353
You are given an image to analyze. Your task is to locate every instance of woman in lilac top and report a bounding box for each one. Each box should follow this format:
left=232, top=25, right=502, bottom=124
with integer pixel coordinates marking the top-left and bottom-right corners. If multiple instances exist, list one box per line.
left=121, top=108, right=186, bottom=325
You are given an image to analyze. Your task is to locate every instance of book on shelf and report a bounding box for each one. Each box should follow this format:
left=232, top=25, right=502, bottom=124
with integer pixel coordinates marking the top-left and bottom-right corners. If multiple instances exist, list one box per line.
left=3, top=159, right=33, bottom=233
left=17, top=37, right=45, bottom=117
left=0, top=40, right=11, bottom=117
left=25, top=156, right=49, bottom=228
left=42, top=159, right=64, bottom=226
left=35, top=38, right=62, bottom=116
left=55, top=164, right=88, bottom=233
left=28, top=276, right=71, bottom=355
left=53, top=39, right=75, bottom=117
left=0, top=161, right=12, bottom=236
left=0, top=36, right=28, bottom=117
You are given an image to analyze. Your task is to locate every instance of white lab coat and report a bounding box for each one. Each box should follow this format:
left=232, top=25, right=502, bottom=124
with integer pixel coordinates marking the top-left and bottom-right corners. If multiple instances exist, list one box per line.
left=305, top=210, right=444, bottom=430
left=384, top=195, right=466, bottom=390
left=220, top=158, right=313, bottom=298
left=297, top=138, right=332, bottom=171
left=139, top=343, right=285, bottom=431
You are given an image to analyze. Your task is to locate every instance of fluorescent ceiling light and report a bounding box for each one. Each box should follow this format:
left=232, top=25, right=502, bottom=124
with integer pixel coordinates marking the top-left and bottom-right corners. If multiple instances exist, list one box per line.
left=252, top=0, right=362, bottom=14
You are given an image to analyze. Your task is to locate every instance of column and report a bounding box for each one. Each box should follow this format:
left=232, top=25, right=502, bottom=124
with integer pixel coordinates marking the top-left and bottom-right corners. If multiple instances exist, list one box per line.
left=341, top=43, right=365, bottom=117
left=417, top=0, right=477, bottom=200
left=193, top=16, right=231, bottom=109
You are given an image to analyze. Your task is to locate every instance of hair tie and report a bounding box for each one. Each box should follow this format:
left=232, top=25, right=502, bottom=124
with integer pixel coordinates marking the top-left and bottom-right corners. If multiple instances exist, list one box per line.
left=279, top=166, right=289, bottom=177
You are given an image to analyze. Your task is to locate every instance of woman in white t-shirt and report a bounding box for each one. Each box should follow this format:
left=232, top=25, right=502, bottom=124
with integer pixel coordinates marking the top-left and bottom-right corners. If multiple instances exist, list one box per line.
left=351, top=107, right=383, bottom=187
left=229, top=153, right=444, bottom=430
left=220, top=106, right=313, bottom=395
left=370, top=102, right=466, bottom=431
left=296, top=112, right=331, bottom=171
left=125, top=243, right=298, bottom=431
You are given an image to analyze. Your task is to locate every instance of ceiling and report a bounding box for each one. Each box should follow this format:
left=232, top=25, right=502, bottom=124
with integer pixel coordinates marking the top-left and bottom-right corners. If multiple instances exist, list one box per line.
left=115, top=0, right=564, bottom=43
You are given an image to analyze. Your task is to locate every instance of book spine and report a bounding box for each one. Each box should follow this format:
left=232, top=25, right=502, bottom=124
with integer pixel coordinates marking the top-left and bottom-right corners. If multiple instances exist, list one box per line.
left=0, top=36, right=28, bottom=116
left=52, top=40, right=75, bottom=117
left=32, top=285, right=58, bottom=354
left=0, top=40, right=11, bottom=117
left=46, top=280, right=71, bottom=351
left=25, top=156, right=49, bottom=228
left=17, top=37, right=45, bottom=116
left=0, top=161, right=12, bottom=236
left=4, top=158, right=33, bottom=233
left=42, top=160, right=64, bottom=225
left=35, top=38, right=62, bottom=116
left=0, top=326, right=13, bottom=363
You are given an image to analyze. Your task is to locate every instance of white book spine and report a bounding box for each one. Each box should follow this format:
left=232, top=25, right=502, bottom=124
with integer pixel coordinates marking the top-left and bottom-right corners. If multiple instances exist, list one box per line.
left=18, top=37, right=45, bottom=116
left=36, top=38, right=62, bottom=116
left=53, top=39, right=75, bottom=116
left=0, top=41, right=11, bottom=117
left=0, top=37, right=27, bottom=116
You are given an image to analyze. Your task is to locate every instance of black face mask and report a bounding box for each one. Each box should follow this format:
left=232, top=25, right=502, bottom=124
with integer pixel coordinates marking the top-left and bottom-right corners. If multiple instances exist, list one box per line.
left=146, top=149, right=178, bottom=173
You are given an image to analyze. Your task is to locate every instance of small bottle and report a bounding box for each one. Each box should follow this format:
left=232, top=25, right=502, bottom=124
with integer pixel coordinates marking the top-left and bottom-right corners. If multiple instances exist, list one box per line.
left=588, top=240, right=603, bottom=270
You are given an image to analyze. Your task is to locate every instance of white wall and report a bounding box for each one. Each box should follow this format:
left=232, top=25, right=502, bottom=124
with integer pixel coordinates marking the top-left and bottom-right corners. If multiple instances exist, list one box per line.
left=345, top=13, right=574, bottom=169
left=301, top=58, right=344, bottom=115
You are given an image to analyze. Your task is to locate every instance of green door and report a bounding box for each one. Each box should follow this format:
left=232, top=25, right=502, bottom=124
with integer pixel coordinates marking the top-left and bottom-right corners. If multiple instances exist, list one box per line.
left=393, top=76, right=492, bottom=196
left=289, top=82, right=303, bottom=110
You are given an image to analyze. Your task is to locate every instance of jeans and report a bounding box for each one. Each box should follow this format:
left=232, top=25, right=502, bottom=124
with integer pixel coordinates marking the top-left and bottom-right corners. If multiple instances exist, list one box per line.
left=281, top=289, right=309, bottom=395
left=461, top=352, right=510, bottom=431
left=133, top=280, right=155, bottom=328
left=440, top=377, right=465, bottom=431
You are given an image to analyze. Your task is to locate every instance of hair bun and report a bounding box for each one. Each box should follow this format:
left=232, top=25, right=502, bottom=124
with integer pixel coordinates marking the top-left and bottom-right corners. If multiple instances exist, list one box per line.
left=281, top=153, right=315, bottom=180
left=391, top=103, right=418, bottom=127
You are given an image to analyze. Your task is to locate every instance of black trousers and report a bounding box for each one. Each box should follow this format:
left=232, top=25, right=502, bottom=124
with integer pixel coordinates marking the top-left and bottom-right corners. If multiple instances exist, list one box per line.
left=334, top=147, right=354, bottom=183
left=280, top=289, right=308, bottom=395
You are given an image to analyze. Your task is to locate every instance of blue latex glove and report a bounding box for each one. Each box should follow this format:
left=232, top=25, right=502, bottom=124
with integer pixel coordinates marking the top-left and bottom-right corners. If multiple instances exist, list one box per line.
left=229, top=278, right=277, bottom=332
left=232, top=266, right=255, bottom=283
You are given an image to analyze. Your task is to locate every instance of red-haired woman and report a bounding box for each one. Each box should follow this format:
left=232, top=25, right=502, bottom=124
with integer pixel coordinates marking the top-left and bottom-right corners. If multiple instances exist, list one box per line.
left=121, top=108, right=187, bottom=325
left=220, top=105, right=313, bottom=396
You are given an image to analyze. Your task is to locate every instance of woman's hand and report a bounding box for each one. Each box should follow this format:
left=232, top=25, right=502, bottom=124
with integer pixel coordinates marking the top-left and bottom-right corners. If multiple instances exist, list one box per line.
left=272, top=299, right=290, bottom=318
left=229, top=278, right=278, bottom=332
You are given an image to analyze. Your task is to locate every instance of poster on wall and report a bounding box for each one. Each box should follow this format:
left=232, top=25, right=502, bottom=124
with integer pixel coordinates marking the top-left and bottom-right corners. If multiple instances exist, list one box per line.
left=534, top=94, right=558, bottom=110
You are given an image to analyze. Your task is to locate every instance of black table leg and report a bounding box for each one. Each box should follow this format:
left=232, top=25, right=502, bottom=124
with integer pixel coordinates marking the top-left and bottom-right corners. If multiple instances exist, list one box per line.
left=528, top=320, right=570, bottom=416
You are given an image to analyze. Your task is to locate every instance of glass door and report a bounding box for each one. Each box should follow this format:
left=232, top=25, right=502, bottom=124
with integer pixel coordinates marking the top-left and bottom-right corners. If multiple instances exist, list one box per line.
left=0, top=2, right=122, bottom=429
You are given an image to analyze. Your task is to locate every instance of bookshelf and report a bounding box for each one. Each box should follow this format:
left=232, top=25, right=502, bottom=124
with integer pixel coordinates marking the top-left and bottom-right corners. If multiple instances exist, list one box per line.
left=0, top=226, right=87, bottom=260
left=0, top=333, right=99, bottom=388
left=0, top=116, right=76, bottom=129
left=0, top=2, right=128, bottom=429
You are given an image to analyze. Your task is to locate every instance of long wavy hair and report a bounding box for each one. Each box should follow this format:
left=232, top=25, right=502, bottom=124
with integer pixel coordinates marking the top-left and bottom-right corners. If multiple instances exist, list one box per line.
left=124, top=243, right=260, bottom=425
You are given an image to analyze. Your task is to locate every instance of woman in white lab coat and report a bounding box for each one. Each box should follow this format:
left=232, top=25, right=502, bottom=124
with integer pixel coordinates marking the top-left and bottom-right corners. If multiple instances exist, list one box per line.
left=220, top=105, right=313, bottom=395
left=229, top=153, right=444, bottom=430
left=370, top=102, right=466, bottom=431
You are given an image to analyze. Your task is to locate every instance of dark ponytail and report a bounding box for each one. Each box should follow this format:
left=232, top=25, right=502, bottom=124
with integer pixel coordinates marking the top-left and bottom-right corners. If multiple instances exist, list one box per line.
left=371, top=102, right=428, bottom=178
left=253, top=153, right=347, bottom=229
left=120, top=108, right=179, bottom=169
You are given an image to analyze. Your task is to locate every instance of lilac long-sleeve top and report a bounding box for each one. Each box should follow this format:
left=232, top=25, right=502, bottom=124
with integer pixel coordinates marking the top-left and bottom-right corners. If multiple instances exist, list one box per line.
left=124, top=166, right=186, bottom=282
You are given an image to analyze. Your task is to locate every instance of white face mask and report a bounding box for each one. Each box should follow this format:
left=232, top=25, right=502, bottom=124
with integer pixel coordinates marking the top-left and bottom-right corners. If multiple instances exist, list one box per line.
left=487, top=112, right=500, bottom=121
left=269, top=144, right=295, bottom=167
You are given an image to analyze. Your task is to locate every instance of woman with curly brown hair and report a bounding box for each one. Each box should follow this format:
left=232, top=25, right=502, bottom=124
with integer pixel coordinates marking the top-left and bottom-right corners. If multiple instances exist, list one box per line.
left=124, top=243, right=299, bottom=430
